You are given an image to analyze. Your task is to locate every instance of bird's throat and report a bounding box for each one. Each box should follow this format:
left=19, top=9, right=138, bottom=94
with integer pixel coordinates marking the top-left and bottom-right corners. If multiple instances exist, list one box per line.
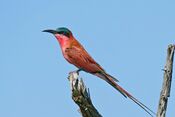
left=55, top=34, right=69, bottom=47
left=54, top=34, right=71, bottom=53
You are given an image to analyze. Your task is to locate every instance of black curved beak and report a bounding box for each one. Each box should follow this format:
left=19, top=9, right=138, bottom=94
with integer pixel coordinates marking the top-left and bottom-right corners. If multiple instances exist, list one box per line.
left=42, top=29, right=57, bottom=34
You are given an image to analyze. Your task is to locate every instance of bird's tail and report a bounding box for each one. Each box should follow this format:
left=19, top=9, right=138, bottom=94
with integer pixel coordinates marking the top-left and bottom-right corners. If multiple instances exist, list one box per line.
left=94, top=72, right=156, bottom=117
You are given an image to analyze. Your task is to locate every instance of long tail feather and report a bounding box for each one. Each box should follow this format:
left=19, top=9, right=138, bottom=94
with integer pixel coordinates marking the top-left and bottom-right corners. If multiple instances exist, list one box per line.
left=105, top=73, right=119, bottom=82
left=95, top=72, right=155, bottom=117
left=95, top=72, right=119, bottom=82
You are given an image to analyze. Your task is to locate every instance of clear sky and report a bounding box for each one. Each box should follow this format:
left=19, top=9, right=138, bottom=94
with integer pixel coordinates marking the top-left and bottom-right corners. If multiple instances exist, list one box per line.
left=0, top=0, right=175, bottom=117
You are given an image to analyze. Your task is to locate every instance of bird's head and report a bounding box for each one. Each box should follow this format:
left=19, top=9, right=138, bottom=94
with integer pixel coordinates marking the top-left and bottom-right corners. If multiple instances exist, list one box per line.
left=43, top=27, right=73, bottom=45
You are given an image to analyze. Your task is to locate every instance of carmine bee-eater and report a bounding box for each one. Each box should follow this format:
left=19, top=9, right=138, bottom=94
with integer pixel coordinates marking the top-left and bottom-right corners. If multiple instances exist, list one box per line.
left=43, top=27, right=155, bottom=116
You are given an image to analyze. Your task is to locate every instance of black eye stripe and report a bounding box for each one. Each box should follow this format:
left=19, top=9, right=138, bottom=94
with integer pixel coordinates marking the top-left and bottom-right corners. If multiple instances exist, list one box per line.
left=59, top=31, right=70, bottom=37
left=56, top=27, right=72, bottom=38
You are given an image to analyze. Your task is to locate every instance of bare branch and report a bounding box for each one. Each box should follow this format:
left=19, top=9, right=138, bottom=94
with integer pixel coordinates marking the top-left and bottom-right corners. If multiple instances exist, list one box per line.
left=157, top=44, right=175, bottom=117
left=68, top=72, right=102, bottom=117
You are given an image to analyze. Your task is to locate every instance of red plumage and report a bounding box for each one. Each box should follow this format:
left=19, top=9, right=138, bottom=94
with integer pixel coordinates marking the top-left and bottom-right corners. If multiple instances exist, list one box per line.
left=43, top=28, right=155, bottom=117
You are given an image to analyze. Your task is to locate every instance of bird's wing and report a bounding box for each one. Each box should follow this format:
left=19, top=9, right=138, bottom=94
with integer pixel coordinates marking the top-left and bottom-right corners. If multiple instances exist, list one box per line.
left=65, top=45, right=104, bottom=73
left=65, top=45, right=119, bottom=82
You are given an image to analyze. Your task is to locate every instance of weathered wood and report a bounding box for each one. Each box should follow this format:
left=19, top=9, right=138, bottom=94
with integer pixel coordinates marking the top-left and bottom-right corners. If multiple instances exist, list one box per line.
left=156, top=44, right=175, bottom=117
left=68, top=72, right=102, bottom=117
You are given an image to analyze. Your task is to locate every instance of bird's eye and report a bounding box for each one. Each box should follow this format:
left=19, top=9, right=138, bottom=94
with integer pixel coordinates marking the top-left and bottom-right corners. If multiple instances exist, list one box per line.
left=59, top=31, right=70, bottom=37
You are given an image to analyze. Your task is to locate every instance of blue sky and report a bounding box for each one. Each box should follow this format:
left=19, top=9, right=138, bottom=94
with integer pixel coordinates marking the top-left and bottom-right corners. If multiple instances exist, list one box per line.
left=0, top=0, right=175, bottom=117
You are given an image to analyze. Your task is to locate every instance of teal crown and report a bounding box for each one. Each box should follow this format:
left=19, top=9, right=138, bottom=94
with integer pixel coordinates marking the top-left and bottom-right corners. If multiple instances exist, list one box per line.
left=56, top=27, right=72, bottom=37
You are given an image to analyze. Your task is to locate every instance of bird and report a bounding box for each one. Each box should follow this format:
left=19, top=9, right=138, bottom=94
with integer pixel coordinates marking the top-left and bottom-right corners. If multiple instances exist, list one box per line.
left=43, top=27, right=155, bottom=116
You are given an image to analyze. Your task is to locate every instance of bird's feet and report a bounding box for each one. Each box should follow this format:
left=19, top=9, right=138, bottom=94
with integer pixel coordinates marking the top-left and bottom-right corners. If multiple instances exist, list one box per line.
left=69, top=68, right=83, bottom=75
left=68, top=69, right=82, bottom=81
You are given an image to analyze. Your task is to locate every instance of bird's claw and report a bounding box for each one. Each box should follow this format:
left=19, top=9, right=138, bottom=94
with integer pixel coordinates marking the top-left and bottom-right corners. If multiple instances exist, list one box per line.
left=69, top=69, right=83, bottom=75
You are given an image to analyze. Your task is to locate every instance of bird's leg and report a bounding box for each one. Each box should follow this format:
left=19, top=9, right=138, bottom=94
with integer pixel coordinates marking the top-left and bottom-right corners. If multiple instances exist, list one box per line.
left=76, top=68, right=83, bottom=74
left=74, top=68, right=83, bottom=75
left=69, top=68, right=83, bottom=75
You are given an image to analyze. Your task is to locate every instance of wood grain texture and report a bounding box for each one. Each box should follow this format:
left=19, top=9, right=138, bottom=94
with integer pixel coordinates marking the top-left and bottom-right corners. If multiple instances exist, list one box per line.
left=68, top=72, right=102, bottom=117
left=157, top=44, right=175, bottom=117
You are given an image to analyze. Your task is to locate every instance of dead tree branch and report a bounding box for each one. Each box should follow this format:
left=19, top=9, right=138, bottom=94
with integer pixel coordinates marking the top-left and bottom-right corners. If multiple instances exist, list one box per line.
left=68, top=72, right=102, bottom=117
left=157, top=44, right=175, bottom=117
